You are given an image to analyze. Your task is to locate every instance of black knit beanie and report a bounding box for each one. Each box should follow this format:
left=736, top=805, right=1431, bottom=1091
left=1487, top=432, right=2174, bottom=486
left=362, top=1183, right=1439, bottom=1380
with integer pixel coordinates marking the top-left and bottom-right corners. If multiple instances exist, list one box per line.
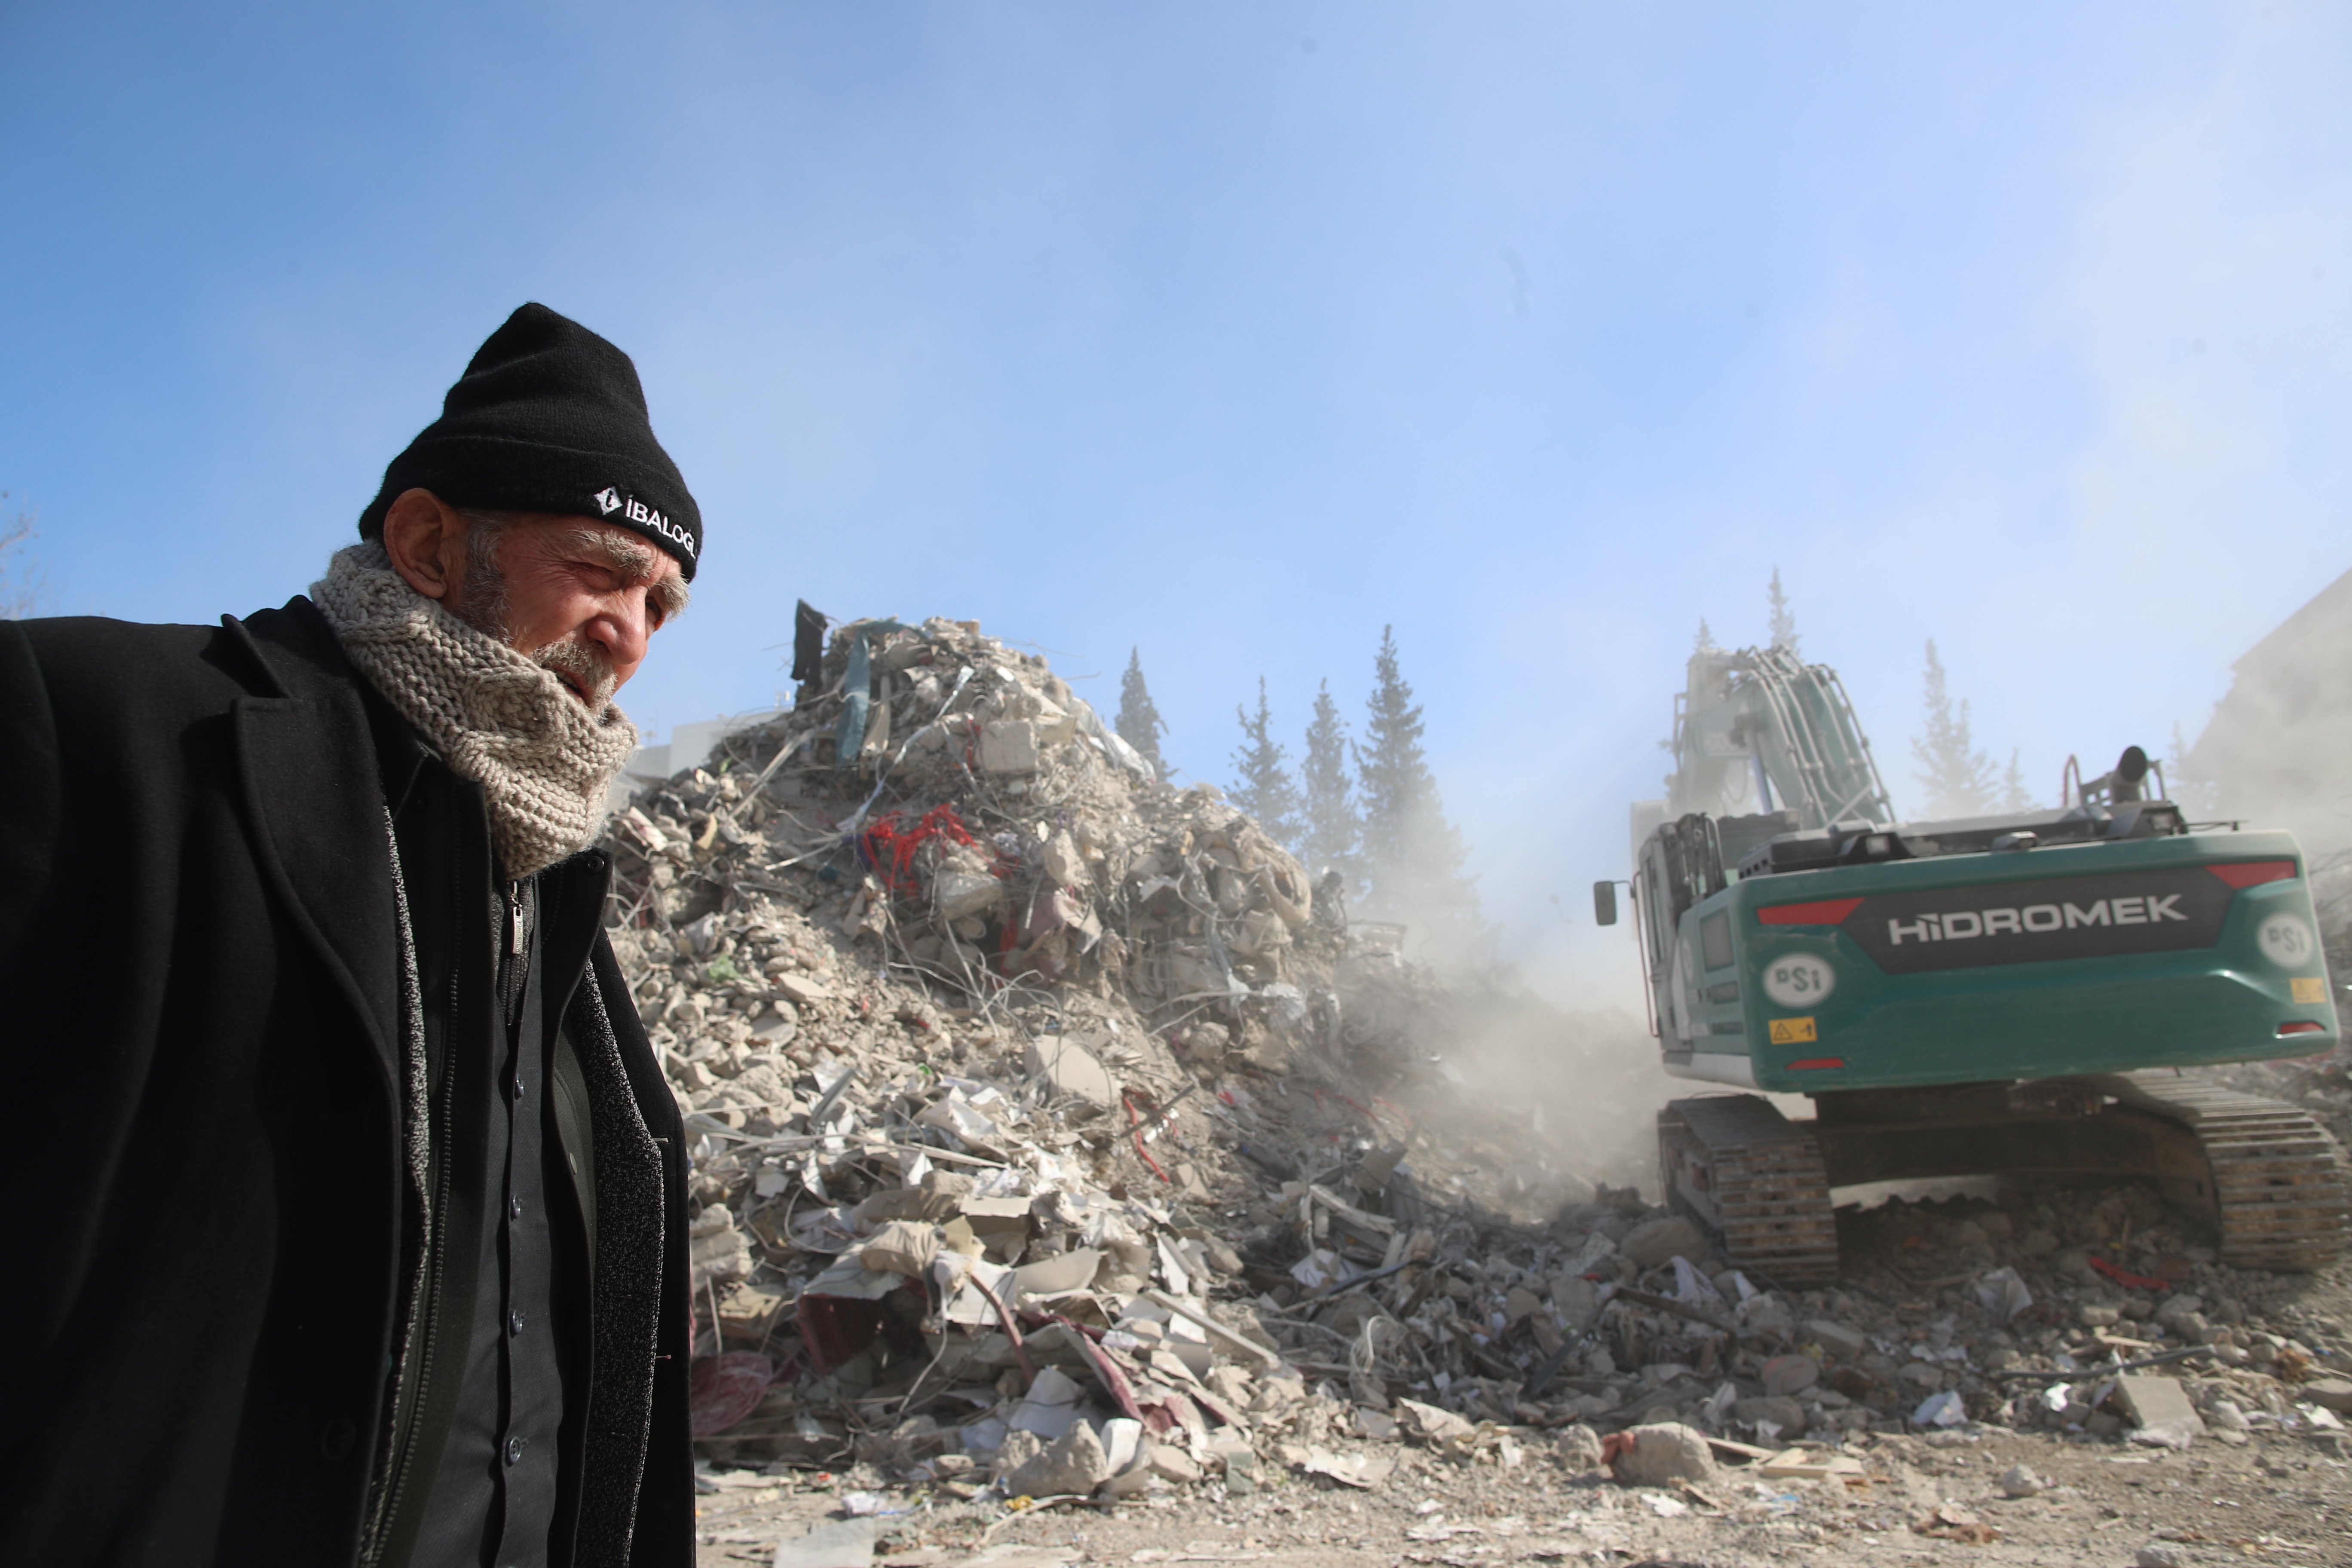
left=358, top=303, right=702, bottom=579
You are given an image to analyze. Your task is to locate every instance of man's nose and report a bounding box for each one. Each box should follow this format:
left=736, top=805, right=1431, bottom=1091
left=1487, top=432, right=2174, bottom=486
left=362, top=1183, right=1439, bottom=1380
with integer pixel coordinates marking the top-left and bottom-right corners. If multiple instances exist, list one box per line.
left=589, top=593, right=652, bottom=674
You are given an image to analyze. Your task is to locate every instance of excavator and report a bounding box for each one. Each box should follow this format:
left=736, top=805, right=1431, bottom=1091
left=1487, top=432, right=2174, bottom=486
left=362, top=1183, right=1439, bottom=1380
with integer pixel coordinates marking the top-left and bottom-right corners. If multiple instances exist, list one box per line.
left=1595, top=643, right=2351, bottom=1283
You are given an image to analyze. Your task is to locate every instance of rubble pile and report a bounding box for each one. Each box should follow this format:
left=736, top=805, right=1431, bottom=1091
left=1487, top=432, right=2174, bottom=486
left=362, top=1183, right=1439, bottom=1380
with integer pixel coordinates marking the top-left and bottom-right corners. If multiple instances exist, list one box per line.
left=610, top=615, right=2352, bottom=1519
left=605, top=614, right=1446, bottom=1491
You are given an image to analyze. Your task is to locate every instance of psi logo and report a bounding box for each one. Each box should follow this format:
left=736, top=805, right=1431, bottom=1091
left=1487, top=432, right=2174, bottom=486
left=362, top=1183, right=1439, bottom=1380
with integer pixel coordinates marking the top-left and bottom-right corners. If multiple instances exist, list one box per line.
left=2260, top=915, right=2315, bottom=968
left=1762, top=955, right=1836, bottom=1008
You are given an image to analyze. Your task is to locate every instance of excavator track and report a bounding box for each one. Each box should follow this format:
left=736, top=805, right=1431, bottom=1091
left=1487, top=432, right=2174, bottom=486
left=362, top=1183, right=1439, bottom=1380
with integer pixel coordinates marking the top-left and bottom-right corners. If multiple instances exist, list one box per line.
left=2104, top=1073, right=2352, bottom=1272
left=1658, top=1095, right=1839, bottom=1287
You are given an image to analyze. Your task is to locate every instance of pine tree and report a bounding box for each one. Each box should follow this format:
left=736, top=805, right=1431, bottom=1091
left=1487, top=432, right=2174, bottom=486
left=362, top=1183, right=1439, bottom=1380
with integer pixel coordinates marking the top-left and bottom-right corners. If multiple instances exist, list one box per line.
left=1357, top=626, right=1487, bottom=956
left=1693, top=617, right=1719, bottom=655
left=1299, top=679, right=1360, bottom=882
left=1912, top=640, right=1998, bottom=818
left=1229, top=678, right=1305, bottom=849
left=1998, top=749, right=2035, bottom=813
left=1767, top=567, right=1800, bottom=658
left=1116, top=647, right=1168, bottom=780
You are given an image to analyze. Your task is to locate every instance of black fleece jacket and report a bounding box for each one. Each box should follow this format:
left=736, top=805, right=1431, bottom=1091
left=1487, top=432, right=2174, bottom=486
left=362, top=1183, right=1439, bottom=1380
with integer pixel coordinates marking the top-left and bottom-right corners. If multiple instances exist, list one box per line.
left=0, top=598, right=694, bottom=1568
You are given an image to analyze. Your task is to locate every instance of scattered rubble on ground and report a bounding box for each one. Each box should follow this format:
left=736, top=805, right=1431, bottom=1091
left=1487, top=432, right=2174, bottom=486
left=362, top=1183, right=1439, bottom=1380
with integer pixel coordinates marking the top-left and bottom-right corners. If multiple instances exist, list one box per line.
left=611, top=615, right=2352, bottom=1563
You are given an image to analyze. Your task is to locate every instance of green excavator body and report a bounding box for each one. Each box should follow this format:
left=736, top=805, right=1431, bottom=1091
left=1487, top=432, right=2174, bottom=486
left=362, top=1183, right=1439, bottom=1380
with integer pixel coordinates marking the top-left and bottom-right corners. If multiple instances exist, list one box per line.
left=1608, top=643, right=2350, bottom=1278
left=1651, top=825, right=2337, bottom=1096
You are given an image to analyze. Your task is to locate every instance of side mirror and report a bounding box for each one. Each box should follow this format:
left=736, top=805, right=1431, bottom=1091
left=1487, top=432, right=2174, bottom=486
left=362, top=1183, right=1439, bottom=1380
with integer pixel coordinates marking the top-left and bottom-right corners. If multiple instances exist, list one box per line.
left=1592, top=881, right=1618, bottom=926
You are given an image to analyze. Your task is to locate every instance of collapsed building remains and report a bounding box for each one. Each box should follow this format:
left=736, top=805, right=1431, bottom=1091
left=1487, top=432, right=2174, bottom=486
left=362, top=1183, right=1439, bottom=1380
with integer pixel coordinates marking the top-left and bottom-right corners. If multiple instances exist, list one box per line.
left=606, top=614, right=2352, bottom=1519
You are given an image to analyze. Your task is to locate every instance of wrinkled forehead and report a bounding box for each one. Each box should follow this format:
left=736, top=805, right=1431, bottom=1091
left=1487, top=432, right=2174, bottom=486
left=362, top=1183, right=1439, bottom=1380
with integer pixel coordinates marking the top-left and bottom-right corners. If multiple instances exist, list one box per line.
left=525, top=514, right=691, bottom=619
left=551, top=516, right=683, bottom=582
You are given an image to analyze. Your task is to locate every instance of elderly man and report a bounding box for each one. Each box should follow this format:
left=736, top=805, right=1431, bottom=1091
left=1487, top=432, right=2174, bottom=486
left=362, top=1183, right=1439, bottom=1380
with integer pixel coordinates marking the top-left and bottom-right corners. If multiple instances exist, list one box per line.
left=0, top=304, right=701, bottom=1567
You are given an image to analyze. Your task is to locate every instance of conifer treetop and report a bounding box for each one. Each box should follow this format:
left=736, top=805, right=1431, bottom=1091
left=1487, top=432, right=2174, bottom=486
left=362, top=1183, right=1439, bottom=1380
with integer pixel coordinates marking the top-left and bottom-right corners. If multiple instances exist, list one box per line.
left=1230, top=676, right=1305, bottom=851
left=1300, top=678, right=1360, bottom=886
left=1355, top=625, right=1489, bottom=959
left=1116, top=646, right=1170, bottom=779
left=1911, top=638, right=1997, bottom=819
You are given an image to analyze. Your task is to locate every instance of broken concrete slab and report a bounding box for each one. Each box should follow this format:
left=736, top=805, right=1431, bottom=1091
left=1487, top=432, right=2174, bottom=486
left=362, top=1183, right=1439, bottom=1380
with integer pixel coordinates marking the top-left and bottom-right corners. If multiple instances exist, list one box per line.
left=1394, top=1398, right=1476, bottom=1443
left=1298, top=1447, right=1393, bottom=1488
left=1006, top=1367, right=1090, bottom=1439
left=2116, top=1375, right=2206, bottom=1449
left=1001, top=1420, right=1109, bottom=1498
left=775, top=973, right=834, bottom=1006
left=1611, top=1422, right=1717, bottom=1486
left=1012, top=1248, right=1100, bottom=1300
left=2300, top=1376, right=2352, bottom=1413
left=1760, top=1353, right=1819, bottom=1396
left=1146, top=1441, right=1203, bottom=1483
left=977, top=720, right=1039, bottom=774
left=1024, top=1033, right=1115, bottom=1107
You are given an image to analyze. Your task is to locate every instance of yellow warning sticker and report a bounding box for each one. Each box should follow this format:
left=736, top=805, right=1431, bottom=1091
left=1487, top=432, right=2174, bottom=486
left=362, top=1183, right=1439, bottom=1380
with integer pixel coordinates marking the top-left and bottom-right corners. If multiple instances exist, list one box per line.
left=1769, top=1016, right=1818, bottom=1045
left=2292, top=977, right=2328, bottom=1005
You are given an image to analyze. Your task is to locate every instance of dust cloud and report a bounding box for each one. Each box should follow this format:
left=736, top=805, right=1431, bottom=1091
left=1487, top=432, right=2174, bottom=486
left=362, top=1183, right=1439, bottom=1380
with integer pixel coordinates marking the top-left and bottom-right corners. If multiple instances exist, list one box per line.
left=1332, top=952, right=1683, bottom=1218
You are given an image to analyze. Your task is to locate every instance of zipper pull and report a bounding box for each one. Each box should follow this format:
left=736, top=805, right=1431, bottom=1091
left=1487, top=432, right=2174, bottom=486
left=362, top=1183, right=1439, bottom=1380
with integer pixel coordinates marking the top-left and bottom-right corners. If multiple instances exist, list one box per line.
left=508, top=885, right=525, bottom=955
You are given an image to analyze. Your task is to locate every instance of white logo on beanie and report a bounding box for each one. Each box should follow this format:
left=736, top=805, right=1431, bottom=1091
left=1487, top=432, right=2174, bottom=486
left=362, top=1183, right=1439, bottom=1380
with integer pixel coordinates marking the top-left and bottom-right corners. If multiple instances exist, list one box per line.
left=590, top=485, right=697, bottom=559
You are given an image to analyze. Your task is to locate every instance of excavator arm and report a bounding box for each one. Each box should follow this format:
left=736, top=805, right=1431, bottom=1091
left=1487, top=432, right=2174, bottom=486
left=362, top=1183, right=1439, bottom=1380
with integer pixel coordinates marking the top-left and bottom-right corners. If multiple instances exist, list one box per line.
left=1667, top=646, right=1894, bottom=831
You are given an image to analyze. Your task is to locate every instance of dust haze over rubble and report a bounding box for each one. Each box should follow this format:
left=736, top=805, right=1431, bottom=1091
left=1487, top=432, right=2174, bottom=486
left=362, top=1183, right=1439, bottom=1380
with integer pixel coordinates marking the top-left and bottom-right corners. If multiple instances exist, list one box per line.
left=607, top=613, right=2352, bottom=1568
left=1348, top=985, right=1674, bottom=1207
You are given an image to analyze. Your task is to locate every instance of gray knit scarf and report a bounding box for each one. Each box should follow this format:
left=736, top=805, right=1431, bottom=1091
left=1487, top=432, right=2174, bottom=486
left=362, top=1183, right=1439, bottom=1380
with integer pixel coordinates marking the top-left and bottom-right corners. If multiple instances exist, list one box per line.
left=312, top=542, right=639, bottom=878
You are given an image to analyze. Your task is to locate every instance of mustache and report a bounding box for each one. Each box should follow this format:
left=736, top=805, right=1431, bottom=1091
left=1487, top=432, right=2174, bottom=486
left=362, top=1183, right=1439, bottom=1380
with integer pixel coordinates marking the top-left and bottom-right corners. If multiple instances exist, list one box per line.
left=533, top=636, right=619, bottom=710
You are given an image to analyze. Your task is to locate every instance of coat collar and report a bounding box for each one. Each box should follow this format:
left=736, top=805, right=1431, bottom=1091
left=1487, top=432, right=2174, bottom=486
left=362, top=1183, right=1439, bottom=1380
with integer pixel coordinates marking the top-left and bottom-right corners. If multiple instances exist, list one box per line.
left=225, top=597, right=402, bottom=1078
left=222, top=595, right=622, bottom=1081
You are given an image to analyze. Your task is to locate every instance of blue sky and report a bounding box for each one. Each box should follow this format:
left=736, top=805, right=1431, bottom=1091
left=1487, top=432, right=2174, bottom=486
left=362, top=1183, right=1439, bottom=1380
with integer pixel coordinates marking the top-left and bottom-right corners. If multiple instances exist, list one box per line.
left=6, top=2, right=2350, bottom=1005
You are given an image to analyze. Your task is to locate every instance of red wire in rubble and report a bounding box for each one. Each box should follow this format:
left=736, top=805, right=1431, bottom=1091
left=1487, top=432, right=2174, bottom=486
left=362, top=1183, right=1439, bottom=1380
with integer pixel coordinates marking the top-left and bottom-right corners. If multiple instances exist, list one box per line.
left=1123, top=1089, right=1171, bottom=1184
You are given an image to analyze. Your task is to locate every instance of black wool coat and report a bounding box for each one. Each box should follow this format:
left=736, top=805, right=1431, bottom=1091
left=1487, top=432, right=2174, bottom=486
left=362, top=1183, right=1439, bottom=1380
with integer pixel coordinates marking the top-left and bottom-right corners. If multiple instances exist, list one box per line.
left=0, top=600, right=695, bottom=1567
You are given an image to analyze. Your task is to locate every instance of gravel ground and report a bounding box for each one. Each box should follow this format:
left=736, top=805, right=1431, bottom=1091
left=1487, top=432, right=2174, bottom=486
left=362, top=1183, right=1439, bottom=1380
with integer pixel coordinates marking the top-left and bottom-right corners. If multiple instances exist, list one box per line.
left=694, top=1414, right=2352, bottom=1568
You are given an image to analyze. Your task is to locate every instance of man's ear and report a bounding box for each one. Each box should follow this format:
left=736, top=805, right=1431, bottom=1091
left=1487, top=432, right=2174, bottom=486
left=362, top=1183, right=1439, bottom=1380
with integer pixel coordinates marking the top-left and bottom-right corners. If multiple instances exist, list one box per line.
left=379, top=489, right=469, bottom=602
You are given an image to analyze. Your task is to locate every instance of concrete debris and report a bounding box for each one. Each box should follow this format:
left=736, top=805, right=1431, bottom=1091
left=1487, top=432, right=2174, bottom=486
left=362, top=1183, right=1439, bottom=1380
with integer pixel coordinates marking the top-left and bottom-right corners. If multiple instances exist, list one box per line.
left=1910, top=1390, right=1966, bottom=1429
left=1550, top=1424, right=1606, bottom=1472
left=622, top=614, right=2352, bottom=1521
left=1144, top=1441, right=1203, bottom=1485
left=2116, top=1375, right=2206, bottom=1449
left=1618, top=1215, right=1706, bottom=1270
left=1393, top=1399, right=1475, bottom=1444
left=1000, top=1420, right=1110, bottom=1498
left=1758, top=1353, right=1819, bottom=1396
left=771, top=1518, right=876, bottom=1568
left=1753, top=1447, right=1862, bottom=1481
left=1295, top=1447, right=1394, bottom=1488
left=1609, top=1422, right=1716, bottom=1486
left=2300, top=1375, right=2352, bottom=1412
left=1805, top=1319, right=1868, bottom=1360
